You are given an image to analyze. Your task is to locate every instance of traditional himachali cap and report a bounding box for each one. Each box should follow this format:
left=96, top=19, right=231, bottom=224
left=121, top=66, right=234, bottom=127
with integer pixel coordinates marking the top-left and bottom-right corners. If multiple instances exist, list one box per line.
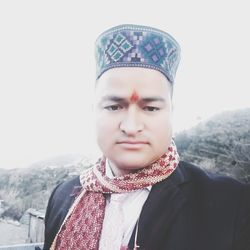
left=95, top=24, right=181, bottom=84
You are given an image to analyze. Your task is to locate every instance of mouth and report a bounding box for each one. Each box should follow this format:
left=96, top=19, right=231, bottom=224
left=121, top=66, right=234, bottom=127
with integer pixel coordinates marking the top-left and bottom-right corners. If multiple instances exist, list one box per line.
left=116, top=141, right=149, bottom=149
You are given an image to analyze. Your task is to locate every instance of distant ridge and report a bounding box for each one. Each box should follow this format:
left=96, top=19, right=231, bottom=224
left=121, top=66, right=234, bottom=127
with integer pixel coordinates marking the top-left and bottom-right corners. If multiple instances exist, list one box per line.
left=0, top=154, right=91, bottom=220
left=175, top=108, right=250, bottom=183
left=28, top=153, right=84, bottom=169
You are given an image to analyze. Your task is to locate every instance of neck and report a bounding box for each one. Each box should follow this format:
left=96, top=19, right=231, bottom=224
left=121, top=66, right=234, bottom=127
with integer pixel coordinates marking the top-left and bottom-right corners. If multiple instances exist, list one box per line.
left=108, top=160, right=137, bottom=177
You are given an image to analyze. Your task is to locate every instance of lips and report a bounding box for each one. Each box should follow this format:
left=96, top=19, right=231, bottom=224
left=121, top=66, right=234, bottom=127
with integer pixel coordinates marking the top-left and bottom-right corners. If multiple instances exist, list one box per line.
left=117, top=140, right=148, bottom=144
left=116, top=140, right=149, bottom=149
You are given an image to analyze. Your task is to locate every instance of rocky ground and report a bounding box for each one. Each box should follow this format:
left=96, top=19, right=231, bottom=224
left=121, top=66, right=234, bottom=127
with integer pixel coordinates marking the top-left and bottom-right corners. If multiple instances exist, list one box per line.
left=0, top=219, right=28, bottom=246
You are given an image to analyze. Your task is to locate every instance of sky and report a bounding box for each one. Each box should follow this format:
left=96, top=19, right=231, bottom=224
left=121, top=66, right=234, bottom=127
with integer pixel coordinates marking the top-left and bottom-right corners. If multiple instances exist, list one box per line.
left=0, top=0, right=249, bottom=169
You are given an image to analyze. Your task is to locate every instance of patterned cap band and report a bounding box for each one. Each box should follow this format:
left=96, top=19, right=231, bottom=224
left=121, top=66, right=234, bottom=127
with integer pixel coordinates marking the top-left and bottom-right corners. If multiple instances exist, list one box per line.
left=95, top=24, right=181, bottom=83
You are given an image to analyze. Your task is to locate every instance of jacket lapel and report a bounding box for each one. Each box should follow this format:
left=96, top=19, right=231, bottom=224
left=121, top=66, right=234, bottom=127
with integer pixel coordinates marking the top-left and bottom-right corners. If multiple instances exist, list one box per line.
left=128, top=162, right=190, bottom=249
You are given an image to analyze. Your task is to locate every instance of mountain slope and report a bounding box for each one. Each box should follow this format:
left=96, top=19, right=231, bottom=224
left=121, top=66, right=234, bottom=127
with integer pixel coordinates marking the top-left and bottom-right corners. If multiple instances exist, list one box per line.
left=175, top=108, right=250, bottom=183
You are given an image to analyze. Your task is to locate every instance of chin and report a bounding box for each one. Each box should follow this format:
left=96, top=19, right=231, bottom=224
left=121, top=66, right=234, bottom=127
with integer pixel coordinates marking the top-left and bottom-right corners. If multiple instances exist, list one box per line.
left=104, top=147, right=164, bottom=171
left=113, top=156, right=153, bottom=171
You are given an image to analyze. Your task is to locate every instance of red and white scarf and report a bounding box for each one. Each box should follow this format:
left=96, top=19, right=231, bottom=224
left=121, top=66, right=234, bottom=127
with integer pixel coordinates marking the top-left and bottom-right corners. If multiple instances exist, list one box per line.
left=50, top=140, right=179, bottom=250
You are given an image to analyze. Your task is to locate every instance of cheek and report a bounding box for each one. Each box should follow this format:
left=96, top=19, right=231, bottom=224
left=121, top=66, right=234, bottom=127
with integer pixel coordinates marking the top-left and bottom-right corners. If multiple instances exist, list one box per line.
left=95, top=118, right=119, bottom=154
left=95, top=121, right=111, bottom=152
left=157, top=122, right=172, bottom=138
left=95, top=113, right=119, bottom=140
left=149, top=113, right=173, bottom=139
left=149, top=111, right=172, bottom=127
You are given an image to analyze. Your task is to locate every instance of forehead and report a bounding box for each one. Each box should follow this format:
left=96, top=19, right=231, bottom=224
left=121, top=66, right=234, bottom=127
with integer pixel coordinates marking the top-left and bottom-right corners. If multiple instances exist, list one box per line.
left=95, top=67, right=171, bottom=98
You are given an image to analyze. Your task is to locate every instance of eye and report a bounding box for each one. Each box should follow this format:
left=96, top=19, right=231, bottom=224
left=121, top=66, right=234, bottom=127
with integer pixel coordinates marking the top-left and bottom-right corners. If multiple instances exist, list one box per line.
left=104, top=105, right=122, bottom=111
left=143, top=106, right=160, bottom=112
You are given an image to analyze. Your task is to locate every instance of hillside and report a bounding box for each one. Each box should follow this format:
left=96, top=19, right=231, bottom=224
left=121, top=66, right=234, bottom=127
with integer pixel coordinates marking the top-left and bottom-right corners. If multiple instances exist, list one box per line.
left=0, top=155, right=92, bottom=220
left=175, top=108, right=250, bottom=183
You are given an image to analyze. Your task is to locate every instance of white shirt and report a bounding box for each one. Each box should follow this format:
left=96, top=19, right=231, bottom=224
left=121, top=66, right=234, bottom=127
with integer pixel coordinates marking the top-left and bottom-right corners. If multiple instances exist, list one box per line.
left=99, top=162, right=151, bottom=250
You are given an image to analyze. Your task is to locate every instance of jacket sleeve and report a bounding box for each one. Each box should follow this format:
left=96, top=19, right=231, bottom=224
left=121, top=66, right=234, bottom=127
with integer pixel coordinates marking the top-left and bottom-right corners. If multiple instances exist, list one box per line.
left=233, top=184, right=250, bottom=250
left=43, top=183, right=63, bottom=250
left=43, top=177, right=81, bottom=250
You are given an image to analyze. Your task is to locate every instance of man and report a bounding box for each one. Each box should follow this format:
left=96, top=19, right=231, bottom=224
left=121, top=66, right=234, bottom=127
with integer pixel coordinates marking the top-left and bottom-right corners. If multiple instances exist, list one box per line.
left=43, top=24, right=250, bottom=250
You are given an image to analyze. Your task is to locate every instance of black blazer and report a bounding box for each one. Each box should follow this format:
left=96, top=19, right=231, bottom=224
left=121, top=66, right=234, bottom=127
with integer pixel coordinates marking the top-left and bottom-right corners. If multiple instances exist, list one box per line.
left=43, top=161, right=250, bottom=250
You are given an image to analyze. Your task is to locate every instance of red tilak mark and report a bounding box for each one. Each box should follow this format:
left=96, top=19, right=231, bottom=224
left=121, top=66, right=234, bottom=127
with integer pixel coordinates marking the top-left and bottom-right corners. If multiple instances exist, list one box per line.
left=130, top=91, right=139, bottom=103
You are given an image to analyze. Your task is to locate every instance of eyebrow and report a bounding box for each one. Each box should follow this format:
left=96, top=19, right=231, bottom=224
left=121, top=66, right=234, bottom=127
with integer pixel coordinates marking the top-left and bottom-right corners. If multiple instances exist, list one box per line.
left=101, top=96, right=125, bottom=102
left=100, top=95, right=166, bottom=103
left=140, top=97, right=166, bottom=103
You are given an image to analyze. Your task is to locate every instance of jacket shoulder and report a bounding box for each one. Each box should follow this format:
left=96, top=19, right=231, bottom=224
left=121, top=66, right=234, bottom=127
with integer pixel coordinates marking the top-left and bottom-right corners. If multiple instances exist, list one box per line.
left=177, top=161, right=250, bottom=248
left=43, top=176, right=81, bottom=250
left=178, top=160, right=247, bottom=190
left=51, top=176, right=81, bottom=202
left=177, top=161, right=250, bottom=221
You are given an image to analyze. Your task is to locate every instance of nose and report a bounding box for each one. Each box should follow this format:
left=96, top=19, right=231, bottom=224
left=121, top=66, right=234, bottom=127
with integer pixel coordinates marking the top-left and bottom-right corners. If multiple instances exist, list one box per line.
left=119, top=107, right=144, bottom=136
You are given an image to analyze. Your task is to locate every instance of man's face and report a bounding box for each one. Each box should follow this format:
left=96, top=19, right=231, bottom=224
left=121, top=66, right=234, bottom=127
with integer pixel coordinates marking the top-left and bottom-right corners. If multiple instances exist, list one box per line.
left=94, top=67, right=173, bottom=175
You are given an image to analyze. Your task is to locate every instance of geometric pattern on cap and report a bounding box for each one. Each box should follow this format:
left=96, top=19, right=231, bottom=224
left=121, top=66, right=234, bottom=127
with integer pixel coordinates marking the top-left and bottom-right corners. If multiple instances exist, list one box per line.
left=95, top=24, right=181, bottom=83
